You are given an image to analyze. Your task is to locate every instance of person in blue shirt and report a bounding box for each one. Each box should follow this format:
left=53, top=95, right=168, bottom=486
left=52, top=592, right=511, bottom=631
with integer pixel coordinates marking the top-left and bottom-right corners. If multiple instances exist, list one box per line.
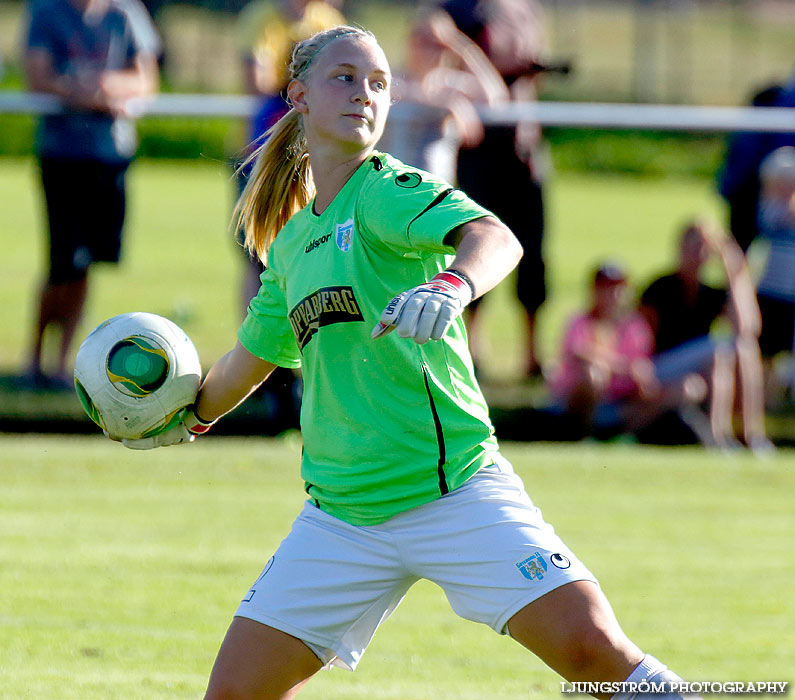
left=23, top=0, right=159, bottom=389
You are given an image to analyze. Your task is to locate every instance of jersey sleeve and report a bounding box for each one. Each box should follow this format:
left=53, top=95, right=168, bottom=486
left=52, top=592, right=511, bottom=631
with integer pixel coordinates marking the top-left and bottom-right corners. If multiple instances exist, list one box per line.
left=238, top=264, right=302, bottom=369
left=25, top=3, right=54, bottom=52
left=358, top=156, right=494, bottom=254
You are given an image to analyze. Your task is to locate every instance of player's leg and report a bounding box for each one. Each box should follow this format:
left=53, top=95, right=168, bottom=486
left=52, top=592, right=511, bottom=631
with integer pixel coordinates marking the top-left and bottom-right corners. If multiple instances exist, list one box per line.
left=54, top=275, right=89, bottom=381
left=513, top=180, right=546, bottom=379
left=507, top=580, right=641, bottom=689
left=204, top=502, right=417, bottom=698
left=734, top=334, right=771, bottom=450
left=709, top=344, right=738, bottom=447
left=410, top=458, right=697, bottom=699
left=204, top=617, right=322, bottom=700
left=27, top=156, right=86, bottom=382
left=27, top=278, right=52, bottom=381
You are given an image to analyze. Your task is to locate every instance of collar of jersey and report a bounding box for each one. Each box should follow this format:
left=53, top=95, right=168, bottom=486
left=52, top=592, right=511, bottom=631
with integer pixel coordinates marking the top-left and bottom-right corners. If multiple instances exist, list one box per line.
left=308, top=153, right=379, bottom=221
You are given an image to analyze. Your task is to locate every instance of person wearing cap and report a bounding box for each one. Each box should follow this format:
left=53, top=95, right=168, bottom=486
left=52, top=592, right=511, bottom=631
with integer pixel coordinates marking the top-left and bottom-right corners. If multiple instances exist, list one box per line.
left=718, top=67, right=795, bottom=252
left=754, top=146, right=795, bottom=406
left=638, top=221, right=772, bottom=452
left=550, top=262, right=675, bottom=438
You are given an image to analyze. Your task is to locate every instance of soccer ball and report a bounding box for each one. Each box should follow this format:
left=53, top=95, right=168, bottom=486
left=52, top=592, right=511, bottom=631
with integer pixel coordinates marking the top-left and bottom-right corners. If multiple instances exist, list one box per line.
left=74, top=312, right=202, bottom=440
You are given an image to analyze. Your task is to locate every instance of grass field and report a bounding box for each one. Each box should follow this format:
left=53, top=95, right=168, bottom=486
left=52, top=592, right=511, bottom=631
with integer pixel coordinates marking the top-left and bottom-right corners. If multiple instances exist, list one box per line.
left=0, top=435, right=792, bottom=699
left=0, top=156, right=727, bottom=381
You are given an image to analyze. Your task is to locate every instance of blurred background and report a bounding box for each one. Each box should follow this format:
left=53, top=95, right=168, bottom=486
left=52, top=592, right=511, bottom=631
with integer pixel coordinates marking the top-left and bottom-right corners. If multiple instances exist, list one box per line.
left=0, top=0, right=793, bottom=444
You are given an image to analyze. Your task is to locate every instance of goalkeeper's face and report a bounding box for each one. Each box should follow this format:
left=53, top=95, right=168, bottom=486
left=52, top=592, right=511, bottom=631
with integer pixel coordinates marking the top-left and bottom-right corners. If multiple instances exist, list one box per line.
left=291, top=35, right=392, bottom=152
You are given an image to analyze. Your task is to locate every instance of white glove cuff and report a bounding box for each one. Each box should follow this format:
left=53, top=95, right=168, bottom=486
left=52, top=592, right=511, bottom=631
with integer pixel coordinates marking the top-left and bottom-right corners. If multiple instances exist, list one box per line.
left=184, top=407, right=214, bottom=436
left=435, top=269, right=476, bottom=306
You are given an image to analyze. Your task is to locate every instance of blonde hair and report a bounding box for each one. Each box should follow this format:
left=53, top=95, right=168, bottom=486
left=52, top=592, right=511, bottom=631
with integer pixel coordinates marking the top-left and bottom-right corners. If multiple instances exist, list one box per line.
left=235, top=25, right=377, bottom=263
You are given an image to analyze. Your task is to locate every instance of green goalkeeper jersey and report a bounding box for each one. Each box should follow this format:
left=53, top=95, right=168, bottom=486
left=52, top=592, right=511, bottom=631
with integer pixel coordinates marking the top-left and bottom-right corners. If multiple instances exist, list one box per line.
left=238, top=152, right=500, bottom=525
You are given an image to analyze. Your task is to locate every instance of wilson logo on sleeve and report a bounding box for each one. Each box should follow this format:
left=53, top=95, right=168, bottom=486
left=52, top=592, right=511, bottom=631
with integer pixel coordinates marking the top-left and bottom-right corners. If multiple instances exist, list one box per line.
left=288, top=286, right=364, bottom=350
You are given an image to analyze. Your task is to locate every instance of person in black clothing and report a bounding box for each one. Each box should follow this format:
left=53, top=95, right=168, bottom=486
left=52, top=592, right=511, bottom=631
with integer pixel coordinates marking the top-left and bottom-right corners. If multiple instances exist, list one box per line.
left=442, top=0, right=548, bottom=379
left=638, top=222, right=771, bottom=452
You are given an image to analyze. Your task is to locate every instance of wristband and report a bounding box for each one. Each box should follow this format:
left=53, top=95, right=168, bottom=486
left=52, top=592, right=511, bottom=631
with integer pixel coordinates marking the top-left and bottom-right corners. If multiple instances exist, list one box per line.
left=440, top=267, right=477, bottom=301
left=184, top=406, right=214, bottom=435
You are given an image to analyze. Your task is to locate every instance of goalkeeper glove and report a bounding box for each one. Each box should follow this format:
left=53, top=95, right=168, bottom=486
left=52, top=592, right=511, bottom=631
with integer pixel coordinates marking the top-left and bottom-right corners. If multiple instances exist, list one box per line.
left=372, top=269, right=475, bottom=344
left=121, top=406, right=214, bottom=450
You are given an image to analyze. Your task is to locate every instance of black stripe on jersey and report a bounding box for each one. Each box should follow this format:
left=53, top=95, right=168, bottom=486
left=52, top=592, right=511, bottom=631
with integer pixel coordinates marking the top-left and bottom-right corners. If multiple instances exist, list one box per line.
left=304, top=483, right=321, bottom=509
left=422, top=366, right=449, bottom=496
left=408, top=188, right=456, bottom=231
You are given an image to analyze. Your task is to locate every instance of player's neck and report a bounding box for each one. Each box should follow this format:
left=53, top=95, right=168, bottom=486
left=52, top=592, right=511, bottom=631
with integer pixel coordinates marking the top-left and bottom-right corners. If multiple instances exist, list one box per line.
left=310, top=145, right=373, bottom=215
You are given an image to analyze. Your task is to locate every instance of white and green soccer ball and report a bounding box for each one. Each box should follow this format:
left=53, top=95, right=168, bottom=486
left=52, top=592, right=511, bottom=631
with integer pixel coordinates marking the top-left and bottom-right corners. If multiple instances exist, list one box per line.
left=74, top=312, right=202, bottom=440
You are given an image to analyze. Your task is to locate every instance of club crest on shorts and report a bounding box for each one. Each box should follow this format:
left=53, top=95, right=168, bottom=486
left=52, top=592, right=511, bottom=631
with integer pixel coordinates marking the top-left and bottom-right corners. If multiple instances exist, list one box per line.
left=335, top=218, right=354, bottom=252
left=516, top=552, right=548, bottom=581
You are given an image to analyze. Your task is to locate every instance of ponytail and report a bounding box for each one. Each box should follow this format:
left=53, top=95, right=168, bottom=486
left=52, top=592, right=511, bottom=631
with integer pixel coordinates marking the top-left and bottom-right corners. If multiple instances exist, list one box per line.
left=234, top=108, right=315, bottom=264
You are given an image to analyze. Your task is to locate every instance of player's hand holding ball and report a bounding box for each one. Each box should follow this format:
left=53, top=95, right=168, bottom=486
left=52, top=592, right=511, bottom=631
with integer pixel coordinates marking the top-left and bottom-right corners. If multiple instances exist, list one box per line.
left=74, top=312, right=207, bottom=448
left=120, top=406, right=213, bottom=449
left=372, top=270, right=475, bottom=344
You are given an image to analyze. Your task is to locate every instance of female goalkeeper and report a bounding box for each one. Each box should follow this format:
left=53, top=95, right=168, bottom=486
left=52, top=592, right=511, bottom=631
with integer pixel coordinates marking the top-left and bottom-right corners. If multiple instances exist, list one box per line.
left=124, top=25, right=697, bottom=700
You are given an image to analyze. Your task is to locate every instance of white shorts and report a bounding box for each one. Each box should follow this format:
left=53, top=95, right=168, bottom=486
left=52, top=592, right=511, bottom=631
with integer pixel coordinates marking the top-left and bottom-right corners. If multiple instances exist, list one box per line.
left=235, top=455, right=596, bottom=671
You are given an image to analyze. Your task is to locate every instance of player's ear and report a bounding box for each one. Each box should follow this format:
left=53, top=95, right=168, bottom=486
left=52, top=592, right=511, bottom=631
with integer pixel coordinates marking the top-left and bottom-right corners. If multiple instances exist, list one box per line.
left=287, top=79, right=309, bottom=114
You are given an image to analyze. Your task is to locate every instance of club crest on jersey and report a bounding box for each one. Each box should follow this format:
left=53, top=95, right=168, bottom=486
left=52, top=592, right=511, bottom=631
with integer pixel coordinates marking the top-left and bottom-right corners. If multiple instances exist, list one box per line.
left=288, top=285, right=364, bottom=350
left=516, top=552, right=548, bottom=581
left=335, top=219, right=354, bottom=252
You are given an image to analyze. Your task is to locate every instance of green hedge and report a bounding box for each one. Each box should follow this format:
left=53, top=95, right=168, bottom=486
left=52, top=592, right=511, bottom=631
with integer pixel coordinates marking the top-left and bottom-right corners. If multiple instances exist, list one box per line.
left=0, top=112, right=727, bottom=178
left=0, top=113, right=240, bottom=161
left=546, top=128, right=726, bottom=178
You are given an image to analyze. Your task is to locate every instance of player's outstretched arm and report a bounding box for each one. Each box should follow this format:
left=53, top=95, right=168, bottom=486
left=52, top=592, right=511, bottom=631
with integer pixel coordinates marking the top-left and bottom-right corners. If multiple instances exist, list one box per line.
left=444, top=216, right=524, bottom=299
left=122, top=342, right=277, bottom=449
left=373, top=216, right=522, bottom=343
left=194, top=341, right=278, bottom=425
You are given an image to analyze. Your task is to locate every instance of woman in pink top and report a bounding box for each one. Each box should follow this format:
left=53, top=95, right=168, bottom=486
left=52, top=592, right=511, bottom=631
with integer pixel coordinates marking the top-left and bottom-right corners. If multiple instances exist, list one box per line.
left=552, top=263, right=698, bottom=437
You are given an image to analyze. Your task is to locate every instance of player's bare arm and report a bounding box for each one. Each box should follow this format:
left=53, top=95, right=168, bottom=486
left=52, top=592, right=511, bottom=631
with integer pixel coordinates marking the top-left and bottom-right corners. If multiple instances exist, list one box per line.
left=444, top=215, right=523, bottom=300
left=118, top=340, right=276, bottom=450
left=707, top=229, right=762, bottom=339
left=373, top=216, right=522, bottom=343
left=195, top=341, right=278, bottom=424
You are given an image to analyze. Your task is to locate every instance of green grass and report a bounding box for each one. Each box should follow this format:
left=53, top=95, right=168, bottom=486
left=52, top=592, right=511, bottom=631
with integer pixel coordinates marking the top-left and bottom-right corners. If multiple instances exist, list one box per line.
left=0, top=157, right=724, bottom=380
left=0, top=435, right=792, bottom=699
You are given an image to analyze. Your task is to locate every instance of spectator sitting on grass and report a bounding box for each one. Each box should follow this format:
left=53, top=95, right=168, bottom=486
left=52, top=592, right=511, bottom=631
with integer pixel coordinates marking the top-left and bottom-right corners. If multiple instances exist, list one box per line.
left=550, top=262, right=701, bottom=439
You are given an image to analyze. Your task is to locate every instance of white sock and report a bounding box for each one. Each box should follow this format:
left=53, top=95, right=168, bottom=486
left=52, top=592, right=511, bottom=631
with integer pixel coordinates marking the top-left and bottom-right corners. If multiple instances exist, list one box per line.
left=611, top=654, right=701, bottom=700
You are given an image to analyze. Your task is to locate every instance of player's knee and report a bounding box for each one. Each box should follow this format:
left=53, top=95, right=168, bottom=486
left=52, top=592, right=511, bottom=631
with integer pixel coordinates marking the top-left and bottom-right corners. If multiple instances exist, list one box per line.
left=205, top=681, right=280, bottom=700
left=204, top=676, right=247, bottom=700
left=204, top=668, right=303, bottom=700
left=561, top=623, right=635, bottom=680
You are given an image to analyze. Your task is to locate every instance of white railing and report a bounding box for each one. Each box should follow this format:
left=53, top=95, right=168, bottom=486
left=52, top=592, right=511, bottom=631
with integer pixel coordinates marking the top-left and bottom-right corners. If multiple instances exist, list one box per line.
left=0, top=90, right=793, bottom=133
